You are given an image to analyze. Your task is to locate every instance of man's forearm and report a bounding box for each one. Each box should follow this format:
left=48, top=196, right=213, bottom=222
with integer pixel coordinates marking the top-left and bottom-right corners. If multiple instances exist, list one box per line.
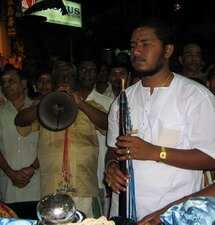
left=105, top=147, right=118, bottom=165
left=79, top=101, right=108, bottom=130
left=14, top=105, right=37, bottom=126
left=159, top=148, right=215, bottom=170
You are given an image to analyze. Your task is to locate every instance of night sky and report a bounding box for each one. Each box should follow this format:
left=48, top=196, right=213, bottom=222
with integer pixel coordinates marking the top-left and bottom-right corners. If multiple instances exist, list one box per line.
left=15, top=0, right=215, bottom=64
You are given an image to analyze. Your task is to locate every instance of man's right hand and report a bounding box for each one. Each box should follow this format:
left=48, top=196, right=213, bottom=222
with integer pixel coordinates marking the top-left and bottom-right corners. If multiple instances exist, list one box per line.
left=5, top=167, right=31, bottom=188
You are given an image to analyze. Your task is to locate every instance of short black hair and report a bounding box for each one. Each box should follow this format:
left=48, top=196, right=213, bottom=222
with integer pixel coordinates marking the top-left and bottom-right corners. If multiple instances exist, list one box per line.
left=36, top=70, right=51, bottom=82
left=76, top=57, right=100, bottom=71
left=2, top=68, right=27, bottom=81
left=135, top=17, right=175, bottom=46
left=177, top=39, right=202, bottom=56
left=109, top=61, right=130, bottom=74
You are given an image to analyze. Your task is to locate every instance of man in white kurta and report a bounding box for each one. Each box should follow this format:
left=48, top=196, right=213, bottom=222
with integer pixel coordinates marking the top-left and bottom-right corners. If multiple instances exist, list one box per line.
left=107, top=73, right=215, bottom=220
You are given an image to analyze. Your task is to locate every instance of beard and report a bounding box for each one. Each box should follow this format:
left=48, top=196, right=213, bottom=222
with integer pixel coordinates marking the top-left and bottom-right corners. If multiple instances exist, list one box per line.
left=133, top=53, right=165, bottom=77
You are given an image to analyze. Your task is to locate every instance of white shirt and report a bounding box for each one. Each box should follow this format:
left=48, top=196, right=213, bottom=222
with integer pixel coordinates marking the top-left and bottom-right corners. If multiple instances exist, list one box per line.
left=0, top=98, right=41, bottom=203
left=87, top=88, right=113, bottom=189
left=102, top=82, right=116, bottom=99
left=107, top=73, right=215, bottom=220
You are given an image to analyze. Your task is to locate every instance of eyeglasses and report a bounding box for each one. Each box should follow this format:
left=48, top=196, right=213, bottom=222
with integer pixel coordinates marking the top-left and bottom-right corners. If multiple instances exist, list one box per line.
left=1, top=79, right=20, bottom=86
left=78, top=67, right=97, bottom=74
left=184, top=53, right=201, bottom=58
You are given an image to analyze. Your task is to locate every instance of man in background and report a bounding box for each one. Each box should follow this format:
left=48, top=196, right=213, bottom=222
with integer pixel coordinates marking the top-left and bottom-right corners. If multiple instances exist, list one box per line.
left=0, top=68, right=40, bottom=219
left=76, top=58, right=113, bottom=217
left=178, top=41, right=206, bottom=83
left=103, top=62, right=130, bottom=99
left=15, top=61, right=110, bottom=218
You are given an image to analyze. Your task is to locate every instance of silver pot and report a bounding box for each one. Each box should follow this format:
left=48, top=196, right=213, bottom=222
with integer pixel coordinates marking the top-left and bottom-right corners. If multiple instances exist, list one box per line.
left=37, top=193, right=83, bottom=224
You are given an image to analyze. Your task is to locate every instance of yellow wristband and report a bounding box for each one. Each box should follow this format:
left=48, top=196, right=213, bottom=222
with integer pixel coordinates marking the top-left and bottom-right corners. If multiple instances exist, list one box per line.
left=160, top=146, right=167, bottom=159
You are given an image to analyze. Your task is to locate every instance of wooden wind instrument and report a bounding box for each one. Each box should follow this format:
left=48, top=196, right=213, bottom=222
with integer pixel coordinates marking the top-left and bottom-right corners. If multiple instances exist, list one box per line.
left=118, top=78, right=127, bottom=218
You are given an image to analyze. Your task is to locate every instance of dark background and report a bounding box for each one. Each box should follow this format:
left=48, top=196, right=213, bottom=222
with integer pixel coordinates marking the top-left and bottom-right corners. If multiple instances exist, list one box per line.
left=11, top=0, right=215, bottom=65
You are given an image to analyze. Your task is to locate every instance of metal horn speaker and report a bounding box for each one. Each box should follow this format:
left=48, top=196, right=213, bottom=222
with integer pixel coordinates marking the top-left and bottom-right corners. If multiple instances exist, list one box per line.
left=37, top=91, right=78, bottom=131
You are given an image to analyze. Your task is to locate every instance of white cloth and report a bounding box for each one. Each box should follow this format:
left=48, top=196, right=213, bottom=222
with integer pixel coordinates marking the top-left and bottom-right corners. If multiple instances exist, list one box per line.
left=0, top=98, right=41, bottom=203
left=87, top=89, right=113, bottom=216
left=107, top=73, right=215, bottom=220
left=102, top=82, right=116, bottom=99
left=87, top=88, right=113, bottom=189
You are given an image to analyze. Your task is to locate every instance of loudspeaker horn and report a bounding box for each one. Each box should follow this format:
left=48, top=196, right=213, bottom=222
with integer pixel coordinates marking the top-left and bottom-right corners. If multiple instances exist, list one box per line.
left=37, top=91, right=78, bottom=131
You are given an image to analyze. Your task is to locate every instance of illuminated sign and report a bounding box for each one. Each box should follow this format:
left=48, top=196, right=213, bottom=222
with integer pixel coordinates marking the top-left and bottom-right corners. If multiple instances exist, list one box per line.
left=22, top=0, right=82, bottom=28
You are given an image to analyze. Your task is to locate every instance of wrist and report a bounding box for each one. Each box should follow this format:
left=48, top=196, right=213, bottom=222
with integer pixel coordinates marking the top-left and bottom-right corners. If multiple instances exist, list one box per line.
left=29, top=164, right=37, bottom=170
left=105, top=160, right=119, bottom=172
left=2, top=165, right=10, bottom=173
left=29, top=163, right=39, bottom=174
left=157, top=146, right=167, bottom=162
left=4, top=166, right=12, bottom=176
left=78, top=100, right=85, bottom=109
left=183, top=195, right=190, bottom=201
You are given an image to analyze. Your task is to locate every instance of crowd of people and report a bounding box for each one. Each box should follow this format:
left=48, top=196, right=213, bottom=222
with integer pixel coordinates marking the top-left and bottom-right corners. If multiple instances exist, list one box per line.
left=0, top=17, right=215, bottom=225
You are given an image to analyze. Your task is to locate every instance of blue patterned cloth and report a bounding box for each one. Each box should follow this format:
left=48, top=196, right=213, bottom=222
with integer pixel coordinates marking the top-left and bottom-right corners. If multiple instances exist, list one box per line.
left=160, top=197, right=215, bottom=225
left=0, top=217, right=37, bottom=225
